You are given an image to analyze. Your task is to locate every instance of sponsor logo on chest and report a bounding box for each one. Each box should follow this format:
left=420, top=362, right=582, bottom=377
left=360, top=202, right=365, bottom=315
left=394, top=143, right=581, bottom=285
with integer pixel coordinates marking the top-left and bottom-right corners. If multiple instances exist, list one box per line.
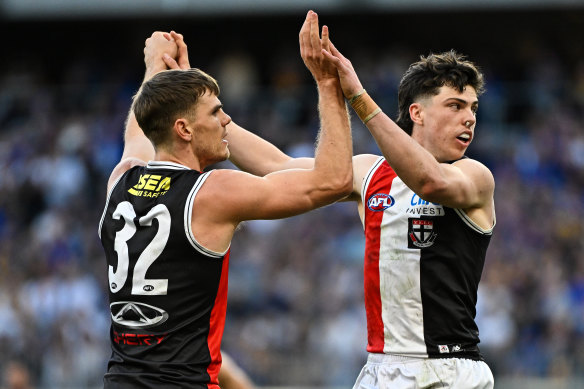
left=367, top=187, right=446, bottom=249
left=110, top=301, right=169, bottom=329
left=128, top=174, right=171, bottom=198
left=406, top=193, right=445, bottom=216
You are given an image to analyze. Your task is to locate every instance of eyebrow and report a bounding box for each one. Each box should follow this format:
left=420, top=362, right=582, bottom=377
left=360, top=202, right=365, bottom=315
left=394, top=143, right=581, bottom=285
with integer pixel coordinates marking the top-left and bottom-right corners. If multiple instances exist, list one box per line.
left=445, top=97, right=479, bottom=109
left=446, top=97, right=478, bottom=105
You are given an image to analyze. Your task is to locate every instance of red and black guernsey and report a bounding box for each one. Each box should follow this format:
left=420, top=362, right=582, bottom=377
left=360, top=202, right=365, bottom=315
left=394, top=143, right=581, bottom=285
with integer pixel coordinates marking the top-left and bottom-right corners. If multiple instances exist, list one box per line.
left=99, top=161, right=229, bottom=388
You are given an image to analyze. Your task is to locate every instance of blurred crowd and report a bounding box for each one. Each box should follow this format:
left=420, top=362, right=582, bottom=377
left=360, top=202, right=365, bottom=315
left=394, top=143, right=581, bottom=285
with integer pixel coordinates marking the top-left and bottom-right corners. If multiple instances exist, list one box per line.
left=1, top=18, right=584, bottom=388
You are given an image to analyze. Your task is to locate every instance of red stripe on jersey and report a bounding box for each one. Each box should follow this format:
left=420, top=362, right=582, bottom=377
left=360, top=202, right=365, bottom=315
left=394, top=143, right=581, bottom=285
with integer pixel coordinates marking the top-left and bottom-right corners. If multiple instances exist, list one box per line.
left=363, top=161, right=397, bottom=353
left=206, top=250, right=230, bottom=389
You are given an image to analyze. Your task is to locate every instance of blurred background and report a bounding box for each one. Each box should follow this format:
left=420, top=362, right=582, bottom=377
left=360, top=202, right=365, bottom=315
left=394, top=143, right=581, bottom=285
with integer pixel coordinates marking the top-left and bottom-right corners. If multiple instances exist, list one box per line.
left=1, top=0, right=584, bottom=388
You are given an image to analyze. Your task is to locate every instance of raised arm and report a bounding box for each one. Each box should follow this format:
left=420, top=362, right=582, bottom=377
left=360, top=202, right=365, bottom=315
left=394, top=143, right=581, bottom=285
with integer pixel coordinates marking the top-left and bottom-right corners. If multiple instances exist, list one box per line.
left=107, top=32, right=178, bottom=191
left=192, top=11, right=353, bottom=252
left=225, top=122, right=315, bottom=174
left=225, top=10, right=352, bottom=215
left=323, top=39, right=494, bottom=216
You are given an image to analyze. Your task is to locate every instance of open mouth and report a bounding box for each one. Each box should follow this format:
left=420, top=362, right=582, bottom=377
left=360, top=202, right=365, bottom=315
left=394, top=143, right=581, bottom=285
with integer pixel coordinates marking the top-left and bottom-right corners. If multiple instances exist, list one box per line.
left=457, top=133, right=471, bottom=144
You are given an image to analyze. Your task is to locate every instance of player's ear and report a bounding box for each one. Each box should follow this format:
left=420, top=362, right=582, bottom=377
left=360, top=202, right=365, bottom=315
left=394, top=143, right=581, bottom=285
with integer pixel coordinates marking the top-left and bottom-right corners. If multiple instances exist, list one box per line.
left=409, top=103, right=424, bottom=126
left=174, top=118, right=193, bottom=141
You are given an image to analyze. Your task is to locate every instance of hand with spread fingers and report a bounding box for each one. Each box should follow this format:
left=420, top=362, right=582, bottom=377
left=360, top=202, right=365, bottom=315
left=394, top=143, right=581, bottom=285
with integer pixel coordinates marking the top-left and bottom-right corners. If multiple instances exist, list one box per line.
left=299, top=10, right=338, bottom=85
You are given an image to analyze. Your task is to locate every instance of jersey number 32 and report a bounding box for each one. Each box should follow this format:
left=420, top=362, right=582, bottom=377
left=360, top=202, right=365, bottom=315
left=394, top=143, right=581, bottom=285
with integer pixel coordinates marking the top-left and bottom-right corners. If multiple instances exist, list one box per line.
left=108, top=201, right=170, bottom=295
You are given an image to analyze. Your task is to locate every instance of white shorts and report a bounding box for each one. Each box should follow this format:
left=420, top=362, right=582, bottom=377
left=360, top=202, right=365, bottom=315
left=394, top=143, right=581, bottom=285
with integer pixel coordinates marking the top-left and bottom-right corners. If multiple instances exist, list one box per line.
left=353, top=353, right=494, bottom=389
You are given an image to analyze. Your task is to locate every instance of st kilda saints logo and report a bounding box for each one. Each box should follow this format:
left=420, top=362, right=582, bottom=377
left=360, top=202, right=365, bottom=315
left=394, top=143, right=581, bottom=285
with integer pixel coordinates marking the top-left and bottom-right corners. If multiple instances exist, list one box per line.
left=408, top=217, right=438, bottom=248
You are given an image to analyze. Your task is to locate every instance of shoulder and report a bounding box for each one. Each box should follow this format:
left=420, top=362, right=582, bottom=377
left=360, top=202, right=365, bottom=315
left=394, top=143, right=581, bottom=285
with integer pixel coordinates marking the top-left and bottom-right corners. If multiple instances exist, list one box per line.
left=202, top=168, right=256, bottom=186
left=452, top=158, right=494, bottom=187
left=344, top=154, right=382, bottom=202
left=353, top=154, right=382, bottom=177
left=194, top=169, right=260, bottom=200
left=107, top=157, right=147, bottom=192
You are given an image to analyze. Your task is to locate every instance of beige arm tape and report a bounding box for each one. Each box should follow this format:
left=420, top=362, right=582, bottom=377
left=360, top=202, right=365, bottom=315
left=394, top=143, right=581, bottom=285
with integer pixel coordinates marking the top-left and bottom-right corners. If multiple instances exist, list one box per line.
left=350, top=92, right=382, bottom=123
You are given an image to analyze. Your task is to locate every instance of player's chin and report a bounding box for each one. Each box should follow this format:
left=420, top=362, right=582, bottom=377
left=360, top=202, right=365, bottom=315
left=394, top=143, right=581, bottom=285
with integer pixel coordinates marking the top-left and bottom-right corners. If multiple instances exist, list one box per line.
left=447, top=148, right=466, bottom=162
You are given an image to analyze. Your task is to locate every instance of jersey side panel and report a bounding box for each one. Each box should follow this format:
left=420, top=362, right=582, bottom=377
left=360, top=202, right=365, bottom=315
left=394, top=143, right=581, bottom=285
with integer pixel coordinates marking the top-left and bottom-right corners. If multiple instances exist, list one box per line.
left=206, top=250, right=230, bottom=387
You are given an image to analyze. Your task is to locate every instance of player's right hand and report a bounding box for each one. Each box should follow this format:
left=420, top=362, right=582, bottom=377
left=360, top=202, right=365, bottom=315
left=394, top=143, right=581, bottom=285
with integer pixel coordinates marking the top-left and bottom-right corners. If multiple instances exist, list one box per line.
left=144, top=31, right=178, bottom=78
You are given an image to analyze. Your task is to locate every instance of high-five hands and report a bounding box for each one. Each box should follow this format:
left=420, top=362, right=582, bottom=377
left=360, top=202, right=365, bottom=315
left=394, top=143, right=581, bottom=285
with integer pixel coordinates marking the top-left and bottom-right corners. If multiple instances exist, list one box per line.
left=299, top=10, right=338, bottom=84
left=162, top=31, right=191, bottom=70
left=320, top=34, right=364, bottom=99
left=143, top=31, right=178, bottom=80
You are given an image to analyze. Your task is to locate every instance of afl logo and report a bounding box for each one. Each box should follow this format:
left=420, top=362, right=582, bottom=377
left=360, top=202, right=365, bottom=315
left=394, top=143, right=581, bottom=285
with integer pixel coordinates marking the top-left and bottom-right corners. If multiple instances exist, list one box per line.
left=367, top=193, right=395, bottom=212
left=143, top=285, right=154, bottom=292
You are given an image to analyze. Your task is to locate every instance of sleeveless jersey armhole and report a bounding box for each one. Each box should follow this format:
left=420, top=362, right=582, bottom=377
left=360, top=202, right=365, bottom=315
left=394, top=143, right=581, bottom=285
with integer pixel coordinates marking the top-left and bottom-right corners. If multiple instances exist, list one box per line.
left=452, top=208, right=496, bottom=235
left=361, top=156, right=386, bottom=207
left=184, top=171, right=230, bottom=258
left=98, top=173, right=125, bottom=239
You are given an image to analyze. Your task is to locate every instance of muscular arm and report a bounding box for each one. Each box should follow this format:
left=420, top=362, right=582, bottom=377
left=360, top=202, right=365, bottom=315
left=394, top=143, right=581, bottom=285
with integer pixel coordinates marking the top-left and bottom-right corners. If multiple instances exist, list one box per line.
left=363, top=112, right=494, bottom=210
left=210, top=78, right=352, bottom=221
left=193, top=12, right=353, bottom=252
left=227, top=122, right=379, bottom=204
left=323, top=39, right=494, bottom=214
left=163, top=29, right=333, bottom=177
left=226, top=121, right=314, bottom=175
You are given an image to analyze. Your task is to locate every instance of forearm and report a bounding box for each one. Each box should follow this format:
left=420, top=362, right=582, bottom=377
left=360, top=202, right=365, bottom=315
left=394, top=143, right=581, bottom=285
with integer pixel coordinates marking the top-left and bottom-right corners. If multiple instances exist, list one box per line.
left=346, top=91, right=441, bottom=195
left=368, top=113, right=441, bottom=184
left=226, top=122, right=314, bottom=175
left=119, top=43, right=168, bottom=163
left=313, top=79, right=353, bottom=193
left=120, top=110, right=155, bottom=162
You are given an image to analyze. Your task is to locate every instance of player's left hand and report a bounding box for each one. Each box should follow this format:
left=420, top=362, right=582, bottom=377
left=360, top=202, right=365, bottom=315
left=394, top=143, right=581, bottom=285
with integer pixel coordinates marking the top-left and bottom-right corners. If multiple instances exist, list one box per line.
left=321, top=38, right=364, bottom=99
left=163, top=31, right=191, bottom=70
left=144, top=31, right=178, bottom=79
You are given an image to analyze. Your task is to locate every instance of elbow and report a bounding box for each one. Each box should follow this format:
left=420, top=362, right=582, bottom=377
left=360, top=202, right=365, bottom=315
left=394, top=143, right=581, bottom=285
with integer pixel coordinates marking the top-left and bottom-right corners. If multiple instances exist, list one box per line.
left=339, top=171, right=354, bottom=197
left=324, top=170, right=354, bottom=200
left=416, top=177, right=448, bottom=203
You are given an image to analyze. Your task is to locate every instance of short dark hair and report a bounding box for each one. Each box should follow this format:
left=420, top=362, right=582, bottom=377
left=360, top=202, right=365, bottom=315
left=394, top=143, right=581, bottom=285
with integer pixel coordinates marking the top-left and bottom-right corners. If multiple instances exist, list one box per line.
left=396, top=50, right=485, bottom=135
left=132, top=68, right=220, bottom=147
